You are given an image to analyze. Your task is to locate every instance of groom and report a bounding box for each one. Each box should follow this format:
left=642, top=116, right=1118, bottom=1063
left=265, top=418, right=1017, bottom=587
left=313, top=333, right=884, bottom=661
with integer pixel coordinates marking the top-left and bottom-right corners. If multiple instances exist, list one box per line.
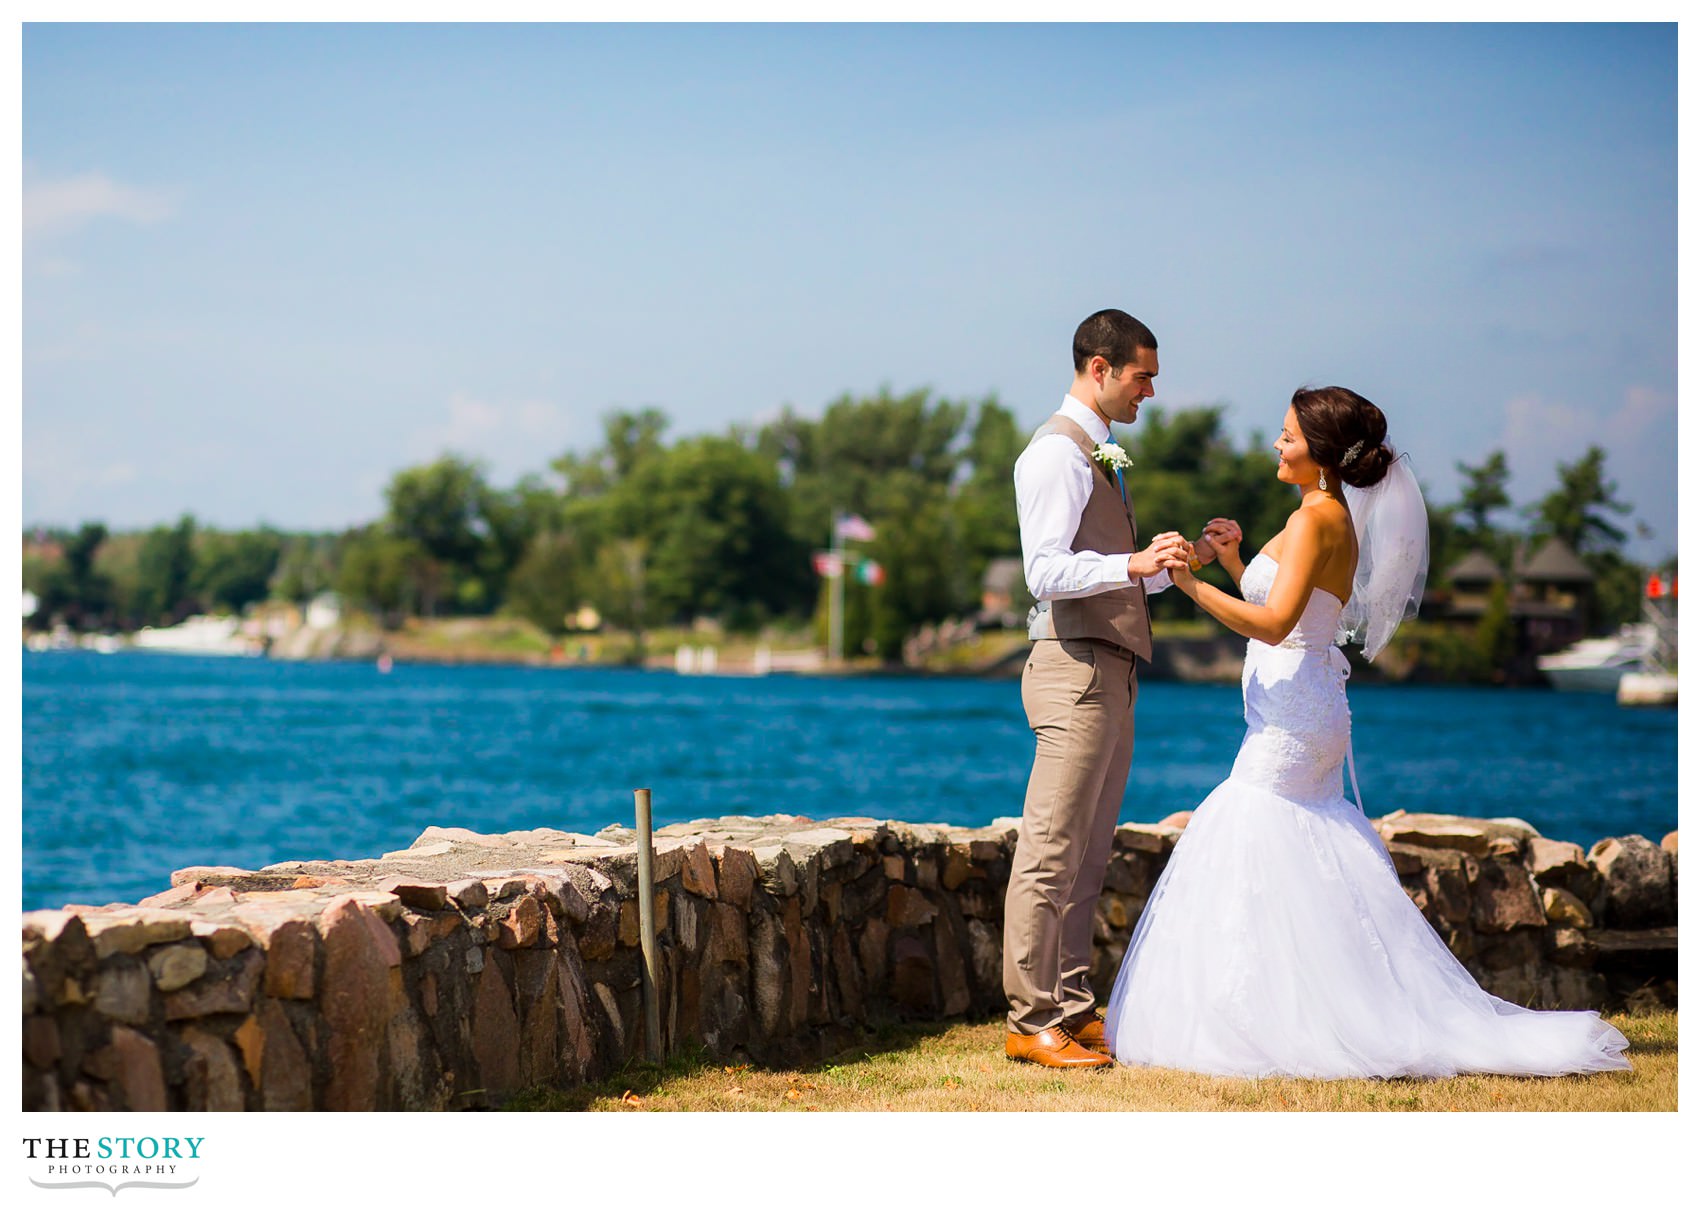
left=1003, top=309, right=1224, bottom=1068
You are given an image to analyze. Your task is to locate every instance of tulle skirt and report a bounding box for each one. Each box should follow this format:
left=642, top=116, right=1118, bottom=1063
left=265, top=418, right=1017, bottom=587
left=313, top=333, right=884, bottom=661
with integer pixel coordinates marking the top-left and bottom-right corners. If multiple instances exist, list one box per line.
left=1104, top=775, right=1632, bottom=1079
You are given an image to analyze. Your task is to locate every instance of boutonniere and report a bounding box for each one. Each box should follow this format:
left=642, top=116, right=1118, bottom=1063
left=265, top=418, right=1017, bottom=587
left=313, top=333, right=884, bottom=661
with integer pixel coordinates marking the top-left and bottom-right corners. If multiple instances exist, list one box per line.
left=1092, top=442, right=1132, bottom=473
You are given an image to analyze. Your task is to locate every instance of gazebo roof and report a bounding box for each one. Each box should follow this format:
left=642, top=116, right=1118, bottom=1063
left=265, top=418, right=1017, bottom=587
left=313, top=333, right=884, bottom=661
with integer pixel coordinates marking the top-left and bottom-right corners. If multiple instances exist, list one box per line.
left=1516, top=537, right=1593, bottom=584
left=1447, top=549, right=1504, bottom=584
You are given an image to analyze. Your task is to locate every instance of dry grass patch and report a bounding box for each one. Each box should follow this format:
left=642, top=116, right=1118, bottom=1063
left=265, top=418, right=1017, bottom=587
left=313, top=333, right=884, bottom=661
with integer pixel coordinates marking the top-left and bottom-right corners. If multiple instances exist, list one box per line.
left=507, top=1008, right=1675, bottom=1112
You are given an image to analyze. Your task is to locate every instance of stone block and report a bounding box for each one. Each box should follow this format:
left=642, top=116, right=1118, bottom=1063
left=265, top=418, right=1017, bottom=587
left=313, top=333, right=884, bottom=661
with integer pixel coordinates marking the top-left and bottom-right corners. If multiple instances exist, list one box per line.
left=321, top=897, right=398, bottom=1110
left=170, top=865, right=254, bottom=888
left=190, top=920, right=256, bottom=960
left=23, top=1015, right=61, bottom=1070
left=753, top=844, right=798, bottom=897
left=891, top=934, right=936, bottom=1012
left=499, top=894, right=545, bottom=949
left=885, top=885, right=937, bottom=928
left=1423, top=853, right=1472, bottom=926
left=523, top=872, right=589, bottom=924
left=377, top=877, right=449, bottom=911
left=706, top=902, right=748, bottom=967
left=446, top=879, right=489, bottom=910
left=580, top=898, right=618, bottom=961
left=89, top=912, right=193, bottom=959
left=1467, top=856, right=1547, bottom=933
left=1588, top=835, right=1676, bottom=928
left=148, top=943, right=209, bottom=992
left=180, top=1026, right=246, bottom=1111
left=1375, top=811, right=1538, bottom=857
left=830, top=923, right=864, bottom=1020
left=93, top=958, right=153, bottom=1024
left=1542, top=886, right=1594, bottom=929
left=110, top=1024, right=168, bottom=1111
left=787, top=828, right=856, bottom=870
left=934, top=915, right=971, bottom=1015
left=1528, top=837, right=1597, bottom=898
left=165, top=946, right=265, bottom=1020
left=139, top=884, right=202, bottom=909
left=783, top=899, right=812, bottom=1027
left=858, top=918, right=890, bottom=987
left=751, top=911, right=787, bottom=1037
left=715, top=845, right=758, bottom=909
left=941, top=845, right=974, bottom=890
left=965, top=918, right=1001, bottom=996
left=1547, top=927, right=1597, bottom=970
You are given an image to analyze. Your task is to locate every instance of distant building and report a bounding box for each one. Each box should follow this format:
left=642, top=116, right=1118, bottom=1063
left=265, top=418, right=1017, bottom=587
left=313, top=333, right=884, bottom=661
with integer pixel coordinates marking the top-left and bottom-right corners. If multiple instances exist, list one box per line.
left=1440, top=549, right=1505, bottom=618
left=22, top=589, right=39, bottom=619
left=306, top=592, right=343, bottom=630
left=1433, top=537, right=1592, bottom=664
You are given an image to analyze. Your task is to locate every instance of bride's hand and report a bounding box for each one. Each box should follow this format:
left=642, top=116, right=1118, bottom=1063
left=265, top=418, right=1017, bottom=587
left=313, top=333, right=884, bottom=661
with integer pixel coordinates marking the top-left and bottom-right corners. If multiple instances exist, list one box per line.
left=1169, top=558, right=1198, bottom=594
left=1203, top=518, right=1243, bottom=561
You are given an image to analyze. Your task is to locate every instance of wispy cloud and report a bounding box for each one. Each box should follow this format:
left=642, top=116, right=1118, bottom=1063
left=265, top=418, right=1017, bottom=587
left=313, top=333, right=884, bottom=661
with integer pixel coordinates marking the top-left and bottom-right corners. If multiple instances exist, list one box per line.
left=1496, top=385, right=1675, bottom=512
left=402, top=393, right=575, bottom=479
left=22, top=170, right=176, bottom=242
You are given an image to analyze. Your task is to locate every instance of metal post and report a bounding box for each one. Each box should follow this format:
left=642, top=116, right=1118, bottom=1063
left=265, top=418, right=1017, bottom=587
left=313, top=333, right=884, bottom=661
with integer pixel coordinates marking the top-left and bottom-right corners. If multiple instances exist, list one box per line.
left=829, top=514, right=845, bottom=665
left=634, top=788, right=662, bottom=1063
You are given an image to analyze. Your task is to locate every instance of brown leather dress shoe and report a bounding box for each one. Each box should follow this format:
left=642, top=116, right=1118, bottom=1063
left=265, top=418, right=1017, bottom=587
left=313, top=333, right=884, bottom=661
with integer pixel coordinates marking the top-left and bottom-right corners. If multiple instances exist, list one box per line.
left=1005, top=1025, right=1112, bottom=1068
left=1062, top=1010, right=1109, bottom=1054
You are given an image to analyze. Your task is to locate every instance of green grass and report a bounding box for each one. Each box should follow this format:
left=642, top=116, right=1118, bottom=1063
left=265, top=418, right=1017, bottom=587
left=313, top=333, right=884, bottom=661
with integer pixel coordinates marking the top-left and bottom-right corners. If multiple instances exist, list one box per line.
left=505, top=1008, right=1674, bottom=1113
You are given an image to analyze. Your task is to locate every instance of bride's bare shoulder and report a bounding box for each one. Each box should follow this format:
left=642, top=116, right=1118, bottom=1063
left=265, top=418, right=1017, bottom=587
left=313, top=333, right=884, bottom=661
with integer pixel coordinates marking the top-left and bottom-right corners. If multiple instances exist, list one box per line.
left=1299, top=496, right=1353, bottom=543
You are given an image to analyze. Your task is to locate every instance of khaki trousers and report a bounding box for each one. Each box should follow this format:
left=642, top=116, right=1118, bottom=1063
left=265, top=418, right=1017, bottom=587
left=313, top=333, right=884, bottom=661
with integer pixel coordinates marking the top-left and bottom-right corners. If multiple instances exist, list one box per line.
left=1004, top=637, right=1137, bottom=1034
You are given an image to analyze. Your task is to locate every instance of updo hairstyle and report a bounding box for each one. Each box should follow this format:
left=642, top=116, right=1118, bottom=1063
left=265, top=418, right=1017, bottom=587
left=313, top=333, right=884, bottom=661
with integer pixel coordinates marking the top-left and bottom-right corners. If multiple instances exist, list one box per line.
left=1290, top=386, right=1395, bottom=489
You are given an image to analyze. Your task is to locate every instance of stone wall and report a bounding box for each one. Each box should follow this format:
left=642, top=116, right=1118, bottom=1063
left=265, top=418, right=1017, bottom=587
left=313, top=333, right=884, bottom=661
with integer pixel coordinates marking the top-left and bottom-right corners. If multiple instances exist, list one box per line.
left=21, top=811, right=1677, bottom=1111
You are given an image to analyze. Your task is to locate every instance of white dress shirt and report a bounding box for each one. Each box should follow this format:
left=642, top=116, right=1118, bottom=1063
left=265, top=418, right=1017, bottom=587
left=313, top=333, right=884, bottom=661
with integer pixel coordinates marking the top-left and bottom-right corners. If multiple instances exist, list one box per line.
left=1014, top=394, right=1173, bottom=602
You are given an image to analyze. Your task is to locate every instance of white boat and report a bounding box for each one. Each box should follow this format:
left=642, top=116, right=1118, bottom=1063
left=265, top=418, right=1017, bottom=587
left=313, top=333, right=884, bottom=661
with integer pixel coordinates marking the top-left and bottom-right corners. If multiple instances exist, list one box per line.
left=1618, top=670, right=1678, bottom=706
left=130, top=615, right=264, bottom=657
left=1535, top=623, right=1658, bottom=692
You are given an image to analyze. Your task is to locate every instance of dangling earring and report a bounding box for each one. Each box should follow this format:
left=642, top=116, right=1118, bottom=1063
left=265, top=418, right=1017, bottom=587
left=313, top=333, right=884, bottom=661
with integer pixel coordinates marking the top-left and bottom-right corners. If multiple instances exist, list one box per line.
left=1318, top=469, right=1329, bottom=492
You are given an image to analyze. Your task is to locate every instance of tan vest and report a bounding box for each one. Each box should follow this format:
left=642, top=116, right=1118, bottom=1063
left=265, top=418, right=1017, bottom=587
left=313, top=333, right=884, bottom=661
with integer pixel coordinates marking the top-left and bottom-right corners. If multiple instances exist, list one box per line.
left=1027, top=415, right=1153, bottom=661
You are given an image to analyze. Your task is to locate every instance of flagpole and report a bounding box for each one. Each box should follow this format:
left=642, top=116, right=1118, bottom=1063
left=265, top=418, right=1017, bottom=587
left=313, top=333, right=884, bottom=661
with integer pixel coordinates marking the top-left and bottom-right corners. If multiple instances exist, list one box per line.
left=829, top=511, right=845, bottom=665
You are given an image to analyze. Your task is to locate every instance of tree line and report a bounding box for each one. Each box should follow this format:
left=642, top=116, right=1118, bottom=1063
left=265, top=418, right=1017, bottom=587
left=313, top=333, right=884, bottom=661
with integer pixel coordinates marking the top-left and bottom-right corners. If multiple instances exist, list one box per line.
left=23, top=389, right=1657, bottom=661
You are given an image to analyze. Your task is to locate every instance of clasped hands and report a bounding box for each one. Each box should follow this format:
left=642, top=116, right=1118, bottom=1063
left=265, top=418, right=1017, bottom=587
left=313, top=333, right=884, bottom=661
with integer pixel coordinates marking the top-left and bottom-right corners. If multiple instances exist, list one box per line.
left=1127, top=518, right=1243, bottom=584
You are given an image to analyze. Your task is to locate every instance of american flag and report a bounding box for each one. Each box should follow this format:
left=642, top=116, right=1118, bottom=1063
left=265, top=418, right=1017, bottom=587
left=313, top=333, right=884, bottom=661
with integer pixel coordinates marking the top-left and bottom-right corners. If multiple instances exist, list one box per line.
left=835, top=513, right=876, bottom=542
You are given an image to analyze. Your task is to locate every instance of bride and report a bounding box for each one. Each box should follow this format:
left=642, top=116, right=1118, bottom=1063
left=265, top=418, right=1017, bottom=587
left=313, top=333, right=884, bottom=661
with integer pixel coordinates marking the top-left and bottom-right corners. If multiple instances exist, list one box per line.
left=1104, top=386, right=1631, bottom=1079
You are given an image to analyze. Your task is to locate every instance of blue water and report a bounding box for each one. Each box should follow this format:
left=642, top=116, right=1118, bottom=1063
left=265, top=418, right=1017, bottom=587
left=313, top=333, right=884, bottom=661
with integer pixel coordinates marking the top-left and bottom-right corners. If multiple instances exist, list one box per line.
left=21, top=650, right=1678, bottom=912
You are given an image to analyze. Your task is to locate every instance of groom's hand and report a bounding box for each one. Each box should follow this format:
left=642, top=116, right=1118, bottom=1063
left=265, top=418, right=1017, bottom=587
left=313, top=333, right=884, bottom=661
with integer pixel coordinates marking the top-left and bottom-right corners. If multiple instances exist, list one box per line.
left=1130, top=532, right=1192, bottom=580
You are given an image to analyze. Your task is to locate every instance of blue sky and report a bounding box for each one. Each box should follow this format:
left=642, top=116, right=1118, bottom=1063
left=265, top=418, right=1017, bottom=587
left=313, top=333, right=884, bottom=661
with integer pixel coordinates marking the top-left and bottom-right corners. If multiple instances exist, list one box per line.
left=21, top=22, right=1678, bottom=558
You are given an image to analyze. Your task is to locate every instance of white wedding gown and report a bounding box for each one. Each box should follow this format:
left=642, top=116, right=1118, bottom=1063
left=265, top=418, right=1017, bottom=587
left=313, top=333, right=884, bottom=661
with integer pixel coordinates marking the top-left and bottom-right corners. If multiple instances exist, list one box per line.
left=1105, top=553, right=1631, bottom=1079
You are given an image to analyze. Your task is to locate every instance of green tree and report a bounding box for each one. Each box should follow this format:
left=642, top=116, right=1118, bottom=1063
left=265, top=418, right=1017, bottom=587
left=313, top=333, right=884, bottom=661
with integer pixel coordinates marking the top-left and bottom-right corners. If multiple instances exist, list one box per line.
left=133, top=515, right=199, bottom=625
left=505, top=531, right=587, bottom=636
left=194, top=529, right=283, bottom=613
left=32, top=522, right=115, bottom=629
left=951, top=398, right=1024, bottom=598
left=335, top=528, right=427, bottom=620
left=611, top=434, right=813, bottom=625
left=383, top=457, right=497, bottom=614
left=1455, top=450, right=1512, bottom=540
left=589, top=538, right=653, bottom=661
left=1529, top=446, right=1634, bottom=553
left=272, top=534, right=339, bottom=602
left=864, top=471, right=963, bottom=659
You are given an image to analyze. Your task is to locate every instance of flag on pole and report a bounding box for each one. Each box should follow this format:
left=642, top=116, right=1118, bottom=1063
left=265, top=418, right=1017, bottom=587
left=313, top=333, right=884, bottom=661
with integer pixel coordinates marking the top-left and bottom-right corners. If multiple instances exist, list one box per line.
left=835, top=513, right=876, bottom=542
left=856, top=559, right=885, bottom=586
left=812, top=552, right=844, bottom=578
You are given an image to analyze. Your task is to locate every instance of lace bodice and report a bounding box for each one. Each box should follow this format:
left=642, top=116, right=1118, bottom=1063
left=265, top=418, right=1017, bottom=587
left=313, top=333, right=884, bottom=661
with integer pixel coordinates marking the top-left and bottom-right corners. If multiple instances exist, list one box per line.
left=1239, top=552, right=1346, bottom=650
left=1228, top=553, right=1352, bottom=803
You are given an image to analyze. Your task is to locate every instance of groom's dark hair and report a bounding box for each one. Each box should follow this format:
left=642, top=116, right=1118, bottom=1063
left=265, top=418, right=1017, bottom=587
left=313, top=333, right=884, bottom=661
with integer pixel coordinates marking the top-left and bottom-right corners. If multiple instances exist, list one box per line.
left=1073, top=309, right=1157, bottom=372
